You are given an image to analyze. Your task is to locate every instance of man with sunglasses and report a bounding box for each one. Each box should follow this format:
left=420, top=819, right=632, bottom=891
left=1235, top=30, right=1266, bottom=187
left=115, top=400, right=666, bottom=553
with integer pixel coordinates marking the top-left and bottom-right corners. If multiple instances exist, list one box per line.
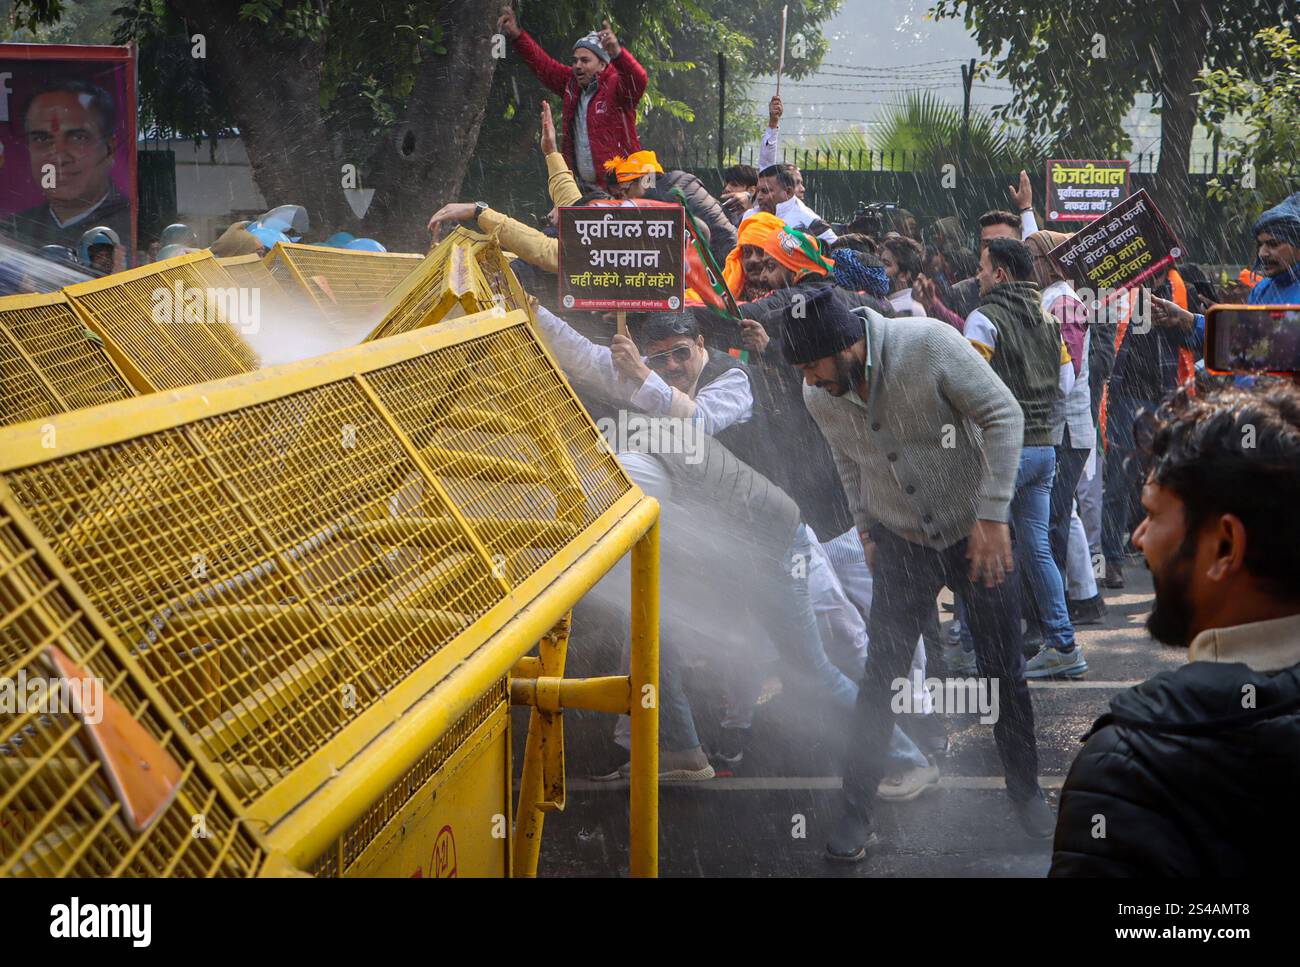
left=532, top=302, right=757, bottom=444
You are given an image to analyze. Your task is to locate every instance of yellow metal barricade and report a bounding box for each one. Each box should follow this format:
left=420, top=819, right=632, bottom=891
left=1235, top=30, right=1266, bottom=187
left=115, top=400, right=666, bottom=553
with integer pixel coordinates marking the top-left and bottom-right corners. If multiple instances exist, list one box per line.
left=62, top=250, right=259, bottom=393
left=366, top=227, right=531, bottom=342
left=264, top=242, right=422, bottom=327
left=215, top=253, right=289, bottom=299
left=0, top=291, right=135, bottom=426
left=0, top=308, right=659, bottom=877
left=0, top=510, right=269, bottom=876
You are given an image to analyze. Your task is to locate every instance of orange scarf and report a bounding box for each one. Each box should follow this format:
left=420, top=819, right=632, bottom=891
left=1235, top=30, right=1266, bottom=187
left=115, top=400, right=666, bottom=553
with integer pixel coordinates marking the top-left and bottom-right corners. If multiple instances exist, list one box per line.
left=722, top=212, right=786, bottom=299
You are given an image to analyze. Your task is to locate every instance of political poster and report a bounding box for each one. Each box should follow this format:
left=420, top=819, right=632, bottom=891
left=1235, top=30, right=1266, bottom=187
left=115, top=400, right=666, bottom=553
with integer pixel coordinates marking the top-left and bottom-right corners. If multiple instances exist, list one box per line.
left=1047, top=189, right=1183, bottom=297
left=0, top=44, right=138, bottom=263
left=1045, top=159, right=1130, bottom=223
left=558, top=206, right=685, bottom=312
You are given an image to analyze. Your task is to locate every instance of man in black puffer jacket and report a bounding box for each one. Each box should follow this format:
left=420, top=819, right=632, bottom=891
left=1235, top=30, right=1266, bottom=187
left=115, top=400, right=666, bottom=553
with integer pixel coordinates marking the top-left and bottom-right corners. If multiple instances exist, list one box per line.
left=1051, top=382, right=1300, bottom=876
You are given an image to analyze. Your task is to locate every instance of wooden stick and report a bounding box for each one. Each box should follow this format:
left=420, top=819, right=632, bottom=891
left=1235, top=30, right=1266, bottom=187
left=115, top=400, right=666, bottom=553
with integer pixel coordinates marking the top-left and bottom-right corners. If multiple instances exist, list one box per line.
left=616, top=311, right=628, bottom=337
left=776, top=5, right=788, bottom=97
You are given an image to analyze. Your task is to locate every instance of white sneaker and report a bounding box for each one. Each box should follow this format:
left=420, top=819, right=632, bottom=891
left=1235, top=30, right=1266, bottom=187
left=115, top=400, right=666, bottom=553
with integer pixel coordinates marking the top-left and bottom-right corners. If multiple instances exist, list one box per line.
left=877, top=762, right=940, bottom=801
left=591, top=746, right=716, bottom=783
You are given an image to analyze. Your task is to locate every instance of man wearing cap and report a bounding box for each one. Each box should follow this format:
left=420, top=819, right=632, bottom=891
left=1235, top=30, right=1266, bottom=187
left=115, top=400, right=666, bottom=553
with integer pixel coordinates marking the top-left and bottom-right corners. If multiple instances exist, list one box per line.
left=738, top=225, right=894, bottom=362
left=498, top=7, right=647, bottom=190
left=781, top=286, right=1052, bottom=861
left=727, top=224, right=898, bottom=537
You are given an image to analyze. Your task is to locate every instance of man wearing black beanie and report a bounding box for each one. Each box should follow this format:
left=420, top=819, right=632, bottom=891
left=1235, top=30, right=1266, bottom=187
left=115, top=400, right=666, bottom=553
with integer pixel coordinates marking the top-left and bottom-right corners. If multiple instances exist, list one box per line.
left=781, top=286, right=1053, bottom=861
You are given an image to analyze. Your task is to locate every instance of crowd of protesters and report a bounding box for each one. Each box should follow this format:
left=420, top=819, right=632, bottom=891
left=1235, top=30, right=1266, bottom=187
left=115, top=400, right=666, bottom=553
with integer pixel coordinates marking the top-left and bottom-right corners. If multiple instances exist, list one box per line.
left=425, top=8, right=1300, bottom=876
left=4, top=6, right=1293, bottom=878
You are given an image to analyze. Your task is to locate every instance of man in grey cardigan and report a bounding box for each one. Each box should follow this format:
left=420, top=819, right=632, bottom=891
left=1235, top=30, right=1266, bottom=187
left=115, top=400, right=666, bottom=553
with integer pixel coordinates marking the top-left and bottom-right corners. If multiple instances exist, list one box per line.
left=781, top=286, right=1052, bottom=861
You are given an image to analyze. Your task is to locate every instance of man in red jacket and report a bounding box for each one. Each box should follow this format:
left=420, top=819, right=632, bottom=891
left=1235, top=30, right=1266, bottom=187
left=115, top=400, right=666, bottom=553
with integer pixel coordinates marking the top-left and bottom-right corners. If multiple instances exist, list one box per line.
left=498, top=6, right=647, bottom=190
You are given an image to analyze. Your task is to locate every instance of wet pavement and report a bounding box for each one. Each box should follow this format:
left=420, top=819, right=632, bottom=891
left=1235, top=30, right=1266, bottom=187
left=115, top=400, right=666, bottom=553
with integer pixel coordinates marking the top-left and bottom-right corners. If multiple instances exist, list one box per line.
left=520, top=558, right=1178, bottom=877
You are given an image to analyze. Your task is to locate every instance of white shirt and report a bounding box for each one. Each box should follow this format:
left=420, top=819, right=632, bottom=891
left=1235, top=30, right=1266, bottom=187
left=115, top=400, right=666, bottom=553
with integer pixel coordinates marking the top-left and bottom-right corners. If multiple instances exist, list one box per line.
left=774, top=195, right=836, bottom=243
left=739, top=196, right=836, bottom=244
left=888, top=288, right=926, bottom=317
left=533, top=305, right=753, bottom=435
left=758, top=125, right=779, bottom=171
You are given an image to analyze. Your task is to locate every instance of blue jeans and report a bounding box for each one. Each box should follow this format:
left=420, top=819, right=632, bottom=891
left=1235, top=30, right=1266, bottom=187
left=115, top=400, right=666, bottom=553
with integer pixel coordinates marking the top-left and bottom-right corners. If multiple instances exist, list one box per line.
left=1050, top=427, right=1091, bottom=585
left=1011, top=446, right=1075, bottom=652
left=618, top=525, right=926, bottom=768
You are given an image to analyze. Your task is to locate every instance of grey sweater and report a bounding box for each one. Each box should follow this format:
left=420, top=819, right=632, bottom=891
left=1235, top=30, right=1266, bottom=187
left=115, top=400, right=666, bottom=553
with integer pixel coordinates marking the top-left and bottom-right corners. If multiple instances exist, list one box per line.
left=802, top=306, right=1024, bottom=550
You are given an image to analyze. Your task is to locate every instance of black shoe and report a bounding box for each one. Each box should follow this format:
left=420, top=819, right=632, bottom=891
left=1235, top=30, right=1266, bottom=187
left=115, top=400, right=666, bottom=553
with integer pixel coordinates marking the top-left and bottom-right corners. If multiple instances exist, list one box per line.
left=825, top=808, right=878, bottom=863
left=1102, top=560, right=1125, bottom=589
left=1010, top=790, right=1056, bottom=839
left=708, top=727, right=750, bottom=775
left=1068, top=593, right=1108, bottom=625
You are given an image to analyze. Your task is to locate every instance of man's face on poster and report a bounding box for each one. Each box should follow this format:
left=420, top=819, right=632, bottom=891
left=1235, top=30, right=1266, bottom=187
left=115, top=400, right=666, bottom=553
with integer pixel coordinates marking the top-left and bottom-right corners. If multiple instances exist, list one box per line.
left=24, top=91, right=116, bottom=212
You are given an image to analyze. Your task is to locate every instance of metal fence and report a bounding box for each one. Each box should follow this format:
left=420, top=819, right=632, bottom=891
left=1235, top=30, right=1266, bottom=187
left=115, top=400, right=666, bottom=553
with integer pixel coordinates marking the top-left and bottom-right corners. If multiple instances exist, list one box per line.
left=676, top=164, right=1239, bottom=266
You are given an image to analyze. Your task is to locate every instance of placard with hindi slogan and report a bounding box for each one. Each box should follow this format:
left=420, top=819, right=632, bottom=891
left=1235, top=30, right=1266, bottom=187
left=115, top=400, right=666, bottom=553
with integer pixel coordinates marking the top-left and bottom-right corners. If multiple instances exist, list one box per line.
left=1047, top=189, right=1184, bottom=298
left=558, top=206, right=685, bottom=311
left=1045, top=159, right=1130, bottom=223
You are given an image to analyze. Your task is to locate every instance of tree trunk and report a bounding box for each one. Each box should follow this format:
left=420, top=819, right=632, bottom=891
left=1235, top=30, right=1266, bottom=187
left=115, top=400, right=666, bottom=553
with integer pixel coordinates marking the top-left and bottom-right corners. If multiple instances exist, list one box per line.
left=1153, top=0, right=1209, bottom=248
left=166, top=0, right=500, bottom=252
left=364, top=0, right=502, bottom=251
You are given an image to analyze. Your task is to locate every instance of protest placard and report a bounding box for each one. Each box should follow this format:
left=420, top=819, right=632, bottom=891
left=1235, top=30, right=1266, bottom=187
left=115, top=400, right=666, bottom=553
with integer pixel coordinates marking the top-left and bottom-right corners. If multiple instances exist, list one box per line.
left=1045, top=160, right=1130, bottom=223
left=1047, top=189, right=1183, bottom=298
left=558, top=206, right=685, bottom=312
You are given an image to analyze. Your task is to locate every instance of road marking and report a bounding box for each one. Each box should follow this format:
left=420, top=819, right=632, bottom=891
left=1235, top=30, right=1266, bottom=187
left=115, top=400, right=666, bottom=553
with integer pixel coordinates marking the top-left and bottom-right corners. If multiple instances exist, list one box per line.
left=1028, top=679, right=1140, bottom=689
left=569, top=775, right=1067, bottom=792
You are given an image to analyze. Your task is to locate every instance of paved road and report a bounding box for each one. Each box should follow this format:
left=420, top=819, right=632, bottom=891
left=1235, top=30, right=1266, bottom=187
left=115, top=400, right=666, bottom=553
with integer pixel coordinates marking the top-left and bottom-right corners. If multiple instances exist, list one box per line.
left=524, top=559, right=1177, bottom=876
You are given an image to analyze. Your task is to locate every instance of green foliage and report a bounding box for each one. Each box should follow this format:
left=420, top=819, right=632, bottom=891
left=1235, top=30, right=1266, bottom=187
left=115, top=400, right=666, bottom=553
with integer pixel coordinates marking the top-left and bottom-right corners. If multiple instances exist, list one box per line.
left=929, top=0, right=1294, bottom=158
left=11, top=0, right=839, bottom=174
left=1199, top=26, right=1300, bottom=231
left=2, top=0, right=115, bottom=42
left=815, top=90, right=1050, bottom=171
left=480, top=0, right=841, bottom=171
left=111, top=0, right=237, bottom=141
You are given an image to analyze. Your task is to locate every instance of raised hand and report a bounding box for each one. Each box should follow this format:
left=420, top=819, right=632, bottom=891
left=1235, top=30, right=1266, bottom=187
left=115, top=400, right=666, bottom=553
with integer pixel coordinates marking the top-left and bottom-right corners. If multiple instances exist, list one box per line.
left=497, top=5, right=519, bottom=40
left=598, top=18, right=620, bottom=58
left=769, top=94, right=783, bottom=128
left=610, top=332, right=650, bottom=382
left=540, top=101, right=557, bottom=155
left=1008, top=169, right=1032, bottom=212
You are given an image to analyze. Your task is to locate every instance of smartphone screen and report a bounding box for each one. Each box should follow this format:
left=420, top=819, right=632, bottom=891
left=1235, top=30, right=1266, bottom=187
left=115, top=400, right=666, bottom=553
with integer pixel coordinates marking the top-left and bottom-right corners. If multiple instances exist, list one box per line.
left=1205, top=305, right=1300, bottom=373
